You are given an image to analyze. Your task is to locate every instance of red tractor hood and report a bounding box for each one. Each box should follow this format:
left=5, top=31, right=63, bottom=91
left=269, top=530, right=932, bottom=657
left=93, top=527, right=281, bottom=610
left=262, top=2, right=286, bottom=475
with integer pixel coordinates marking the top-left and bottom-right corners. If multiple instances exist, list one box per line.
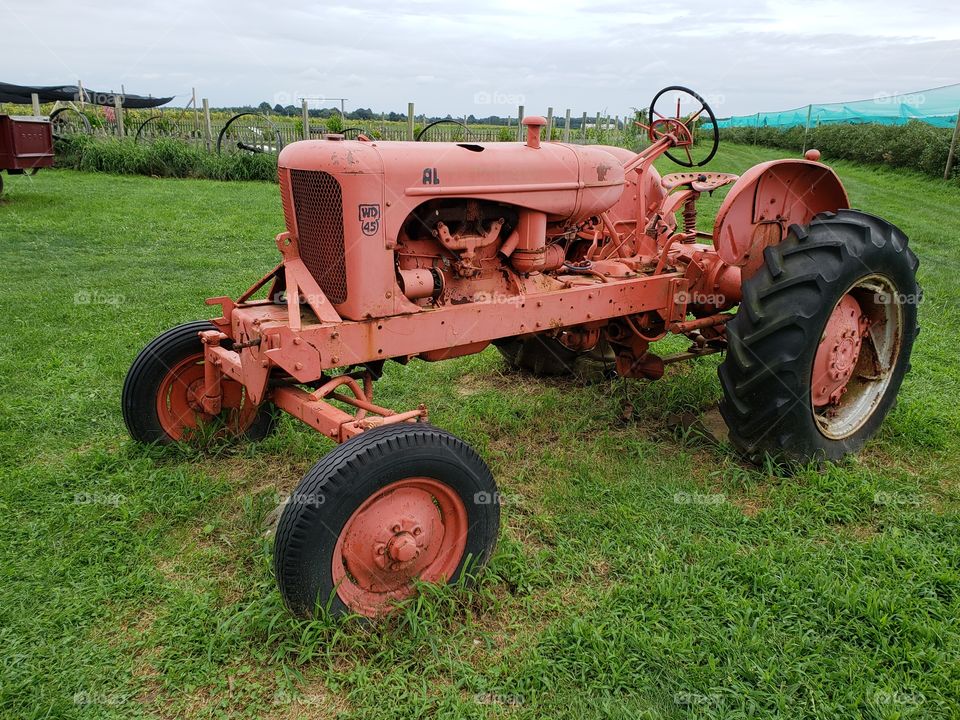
left=278, top=139, right=626, bottom=225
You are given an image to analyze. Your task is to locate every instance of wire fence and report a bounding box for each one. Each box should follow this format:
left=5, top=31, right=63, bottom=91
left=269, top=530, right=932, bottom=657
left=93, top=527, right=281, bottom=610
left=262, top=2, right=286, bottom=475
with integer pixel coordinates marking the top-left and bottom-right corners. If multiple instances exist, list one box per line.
left=19, top=100, right=634, bottom=150
left=716, top=83, right=960, bottom=130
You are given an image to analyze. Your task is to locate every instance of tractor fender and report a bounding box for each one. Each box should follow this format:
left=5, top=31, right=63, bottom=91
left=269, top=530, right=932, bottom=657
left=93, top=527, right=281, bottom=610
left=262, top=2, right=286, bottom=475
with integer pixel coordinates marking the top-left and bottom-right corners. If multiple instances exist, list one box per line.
left=712, top=159, right=849, bottom=276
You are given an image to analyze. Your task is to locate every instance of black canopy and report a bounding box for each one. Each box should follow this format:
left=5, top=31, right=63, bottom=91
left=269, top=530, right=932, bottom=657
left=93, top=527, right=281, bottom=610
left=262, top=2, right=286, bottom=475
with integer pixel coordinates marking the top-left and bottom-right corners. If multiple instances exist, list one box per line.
left=0, top=82, right=173, bottom=109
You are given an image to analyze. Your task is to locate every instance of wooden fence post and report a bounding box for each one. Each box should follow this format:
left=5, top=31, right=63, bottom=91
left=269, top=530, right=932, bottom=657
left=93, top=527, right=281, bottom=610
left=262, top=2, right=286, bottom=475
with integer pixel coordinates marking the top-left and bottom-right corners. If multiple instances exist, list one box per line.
left=192, top=88, right=199, bottom=140
left=563, top=109, right=571, bottom=143
left=581, top=112, right=587, bottom=142
left=202, top=98, right=212, bottom=151
left=546, top=107, right=553, bottom=141
left=944, top=106, right=960, bottom=180
left=407, top=102, right=415, bottom=140
left=517, top=105, right=525, bottom=140
left=802, top=104, right=813, bottom=153
left=114, top=93, right=125, bottom=137
left=78, top=80, right=85, bottom=109
left=301, top=99, right=310, bottom=140
left=31, top=93, right=41, bottom=117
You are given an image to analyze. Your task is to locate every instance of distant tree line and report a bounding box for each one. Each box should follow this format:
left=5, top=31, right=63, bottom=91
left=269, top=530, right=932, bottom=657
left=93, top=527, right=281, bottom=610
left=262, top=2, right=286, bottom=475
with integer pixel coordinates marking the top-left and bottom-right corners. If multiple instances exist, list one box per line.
left=197, top=103, right=608, bottom=128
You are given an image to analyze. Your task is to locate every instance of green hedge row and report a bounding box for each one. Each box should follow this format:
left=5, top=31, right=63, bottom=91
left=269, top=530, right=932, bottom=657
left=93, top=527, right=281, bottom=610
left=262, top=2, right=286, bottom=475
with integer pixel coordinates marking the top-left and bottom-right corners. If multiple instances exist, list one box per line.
left=52, top=124, right=959, bottom=184
left=54, top=135, right=278, bottom=182
left=720, top=121, right=957, bottom=180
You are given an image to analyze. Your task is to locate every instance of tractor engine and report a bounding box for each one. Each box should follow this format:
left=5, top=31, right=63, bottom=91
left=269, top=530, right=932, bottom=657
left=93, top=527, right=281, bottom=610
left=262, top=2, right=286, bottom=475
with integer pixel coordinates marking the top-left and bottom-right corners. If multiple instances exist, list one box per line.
left=277, top=125, right=629, bottom=321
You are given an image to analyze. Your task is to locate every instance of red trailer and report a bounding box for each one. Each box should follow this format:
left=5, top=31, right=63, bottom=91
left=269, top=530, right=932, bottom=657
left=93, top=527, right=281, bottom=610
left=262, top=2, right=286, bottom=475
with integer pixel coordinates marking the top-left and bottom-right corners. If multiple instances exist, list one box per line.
left=0, top=115, right=54, bottom=194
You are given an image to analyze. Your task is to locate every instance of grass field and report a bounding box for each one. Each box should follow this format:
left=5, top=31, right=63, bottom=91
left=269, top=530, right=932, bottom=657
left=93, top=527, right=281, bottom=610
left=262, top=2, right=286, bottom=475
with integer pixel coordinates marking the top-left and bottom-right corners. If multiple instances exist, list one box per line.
left=2, top=143, right=959, bottom=719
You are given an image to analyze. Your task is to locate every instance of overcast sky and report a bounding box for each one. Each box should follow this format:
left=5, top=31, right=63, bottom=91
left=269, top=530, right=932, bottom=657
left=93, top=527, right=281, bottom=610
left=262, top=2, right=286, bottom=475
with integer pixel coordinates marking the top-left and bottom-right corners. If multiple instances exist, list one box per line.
left=3, top=0, right=958, bottom=118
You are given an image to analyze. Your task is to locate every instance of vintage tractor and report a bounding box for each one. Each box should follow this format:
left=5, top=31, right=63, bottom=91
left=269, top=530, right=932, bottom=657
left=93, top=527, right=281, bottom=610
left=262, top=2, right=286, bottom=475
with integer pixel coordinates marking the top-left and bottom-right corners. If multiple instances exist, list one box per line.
left=122, top=87, right=919, bottom=618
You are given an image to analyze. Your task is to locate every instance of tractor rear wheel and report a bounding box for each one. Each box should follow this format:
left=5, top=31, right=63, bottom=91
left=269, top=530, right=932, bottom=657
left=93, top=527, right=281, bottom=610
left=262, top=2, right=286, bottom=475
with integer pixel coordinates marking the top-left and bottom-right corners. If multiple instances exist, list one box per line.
left=122, top=321, right=279, bottom=444
left=495, top=335, right=615, bottom=381
left=273, top=424, right=500, bottom=618
left=718, top=210, right=920, bottom=463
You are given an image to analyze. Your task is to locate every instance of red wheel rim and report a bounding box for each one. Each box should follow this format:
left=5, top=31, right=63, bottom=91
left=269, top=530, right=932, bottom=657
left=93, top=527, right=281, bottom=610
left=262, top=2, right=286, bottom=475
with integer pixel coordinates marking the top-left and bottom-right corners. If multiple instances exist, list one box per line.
left=810, top=275, right=903, bottom=440
left=333, top=477, right=469, bottom=617
left=155, top=352, right=257, bottom=440
left=811, top=294, right=866, bottom=408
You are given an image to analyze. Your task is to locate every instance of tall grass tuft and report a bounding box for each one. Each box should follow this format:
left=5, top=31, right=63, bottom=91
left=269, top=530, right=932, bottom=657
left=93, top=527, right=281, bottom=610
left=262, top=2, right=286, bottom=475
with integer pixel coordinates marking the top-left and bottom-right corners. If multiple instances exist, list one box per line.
left=54, top=135, right=278, bottom=182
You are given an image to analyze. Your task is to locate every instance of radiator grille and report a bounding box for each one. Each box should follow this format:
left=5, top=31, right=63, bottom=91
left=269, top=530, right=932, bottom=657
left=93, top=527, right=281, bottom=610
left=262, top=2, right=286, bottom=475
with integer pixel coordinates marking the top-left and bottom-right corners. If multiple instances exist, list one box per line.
left=279, top=170, right=294, bottom=229
left=289, top=169, right=348, bottom=304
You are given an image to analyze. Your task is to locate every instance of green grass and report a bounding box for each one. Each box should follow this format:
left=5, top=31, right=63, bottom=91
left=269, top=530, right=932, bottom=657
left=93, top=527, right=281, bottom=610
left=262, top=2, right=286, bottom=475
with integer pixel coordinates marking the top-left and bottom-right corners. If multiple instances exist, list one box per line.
left=1, top=143, right=959, bottom=719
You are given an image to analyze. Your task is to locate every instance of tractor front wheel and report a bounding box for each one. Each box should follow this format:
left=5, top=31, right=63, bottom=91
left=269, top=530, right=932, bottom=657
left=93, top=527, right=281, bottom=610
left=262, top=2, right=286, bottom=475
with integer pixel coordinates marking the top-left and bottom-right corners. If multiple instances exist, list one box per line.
left=273, top=424, right=500, bottom=618
left=719, top=209, right=920, bottom=463
left=122, top=321, right=279, bottom=444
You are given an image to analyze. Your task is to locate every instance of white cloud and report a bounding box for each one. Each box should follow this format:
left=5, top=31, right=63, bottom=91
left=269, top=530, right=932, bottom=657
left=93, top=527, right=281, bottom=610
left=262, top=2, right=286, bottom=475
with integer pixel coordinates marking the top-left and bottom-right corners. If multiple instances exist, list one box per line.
left=1, top=0, right=956, bottom=117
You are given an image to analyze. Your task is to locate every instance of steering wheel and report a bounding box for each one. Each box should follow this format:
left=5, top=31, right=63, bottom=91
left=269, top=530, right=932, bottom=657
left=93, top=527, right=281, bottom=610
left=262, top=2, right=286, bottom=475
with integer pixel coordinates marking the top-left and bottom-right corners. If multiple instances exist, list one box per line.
left=415, top=119, right=476, bottom=142
left=644, top=86, right=719, bottom=167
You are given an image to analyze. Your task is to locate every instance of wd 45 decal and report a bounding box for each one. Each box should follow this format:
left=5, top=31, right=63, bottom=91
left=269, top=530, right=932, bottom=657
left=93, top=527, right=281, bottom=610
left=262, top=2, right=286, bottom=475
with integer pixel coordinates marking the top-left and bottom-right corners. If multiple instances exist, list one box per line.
left=359, top=204, right=380, bottom=236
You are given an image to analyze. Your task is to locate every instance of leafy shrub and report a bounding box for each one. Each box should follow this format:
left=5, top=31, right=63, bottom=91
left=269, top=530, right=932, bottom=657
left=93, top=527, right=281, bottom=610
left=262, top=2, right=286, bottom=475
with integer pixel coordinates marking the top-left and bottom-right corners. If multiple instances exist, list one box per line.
left=54, top=136, right=278, bottom=182
left=721, top=121, right=957, bottom=181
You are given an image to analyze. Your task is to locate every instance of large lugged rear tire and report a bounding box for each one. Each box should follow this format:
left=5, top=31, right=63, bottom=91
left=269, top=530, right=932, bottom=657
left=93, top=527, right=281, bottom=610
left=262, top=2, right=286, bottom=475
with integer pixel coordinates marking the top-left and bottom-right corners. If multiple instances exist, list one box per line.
left=274, top=424, right=500, bottom=618
left=719, top=209, right=920, bottom=463
left=122, top=321, right=279, bottom=444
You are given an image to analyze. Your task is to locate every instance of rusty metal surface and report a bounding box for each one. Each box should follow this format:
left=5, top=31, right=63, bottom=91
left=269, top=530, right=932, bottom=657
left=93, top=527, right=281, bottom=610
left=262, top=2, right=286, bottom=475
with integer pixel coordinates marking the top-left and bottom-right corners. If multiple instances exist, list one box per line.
left=0, top=115, right=54, bottom=171
left=712, top=158, right=849, bottom=274
left=186, top=106, right=857, bottom=447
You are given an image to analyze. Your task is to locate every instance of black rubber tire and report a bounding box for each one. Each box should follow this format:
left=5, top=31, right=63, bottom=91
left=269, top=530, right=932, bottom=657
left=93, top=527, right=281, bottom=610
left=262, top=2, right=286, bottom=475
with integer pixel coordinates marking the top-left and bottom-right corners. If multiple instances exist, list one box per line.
left=495, top=335, right=615, bottom=381
left=719, top=209, right=920, bottom=464
left=122, top=320, right=279, bottom=444
left=274, top=423, right=500, bottom=618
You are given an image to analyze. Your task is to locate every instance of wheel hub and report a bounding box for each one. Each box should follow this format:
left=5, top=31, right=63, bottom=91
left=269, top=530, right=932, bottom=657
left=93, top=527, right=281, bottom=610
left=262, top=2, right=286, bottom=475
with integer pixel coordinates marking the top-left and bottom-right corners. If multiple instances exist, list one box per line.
left=340, top=488, right=444, bottom=593
left=155, top=353, right=254, bottom=440
left=812, top=294, right=869, bottom=406
left=387, top=532, right=420, bottom=563
left=184, top=379, right=207, bottom=413
left=333, top=477, right=469, bottom=616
